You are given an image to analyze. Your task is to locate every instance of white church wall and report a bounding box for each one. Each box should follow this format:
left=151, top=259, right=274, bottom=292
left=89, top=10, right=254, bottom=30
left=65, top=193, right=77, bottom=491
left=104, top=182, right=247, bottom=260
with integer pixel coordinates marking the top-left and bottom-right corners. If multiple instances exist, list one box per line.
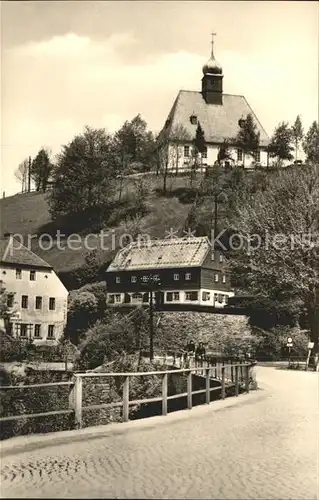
left=164, top=142, right=269, bottom=172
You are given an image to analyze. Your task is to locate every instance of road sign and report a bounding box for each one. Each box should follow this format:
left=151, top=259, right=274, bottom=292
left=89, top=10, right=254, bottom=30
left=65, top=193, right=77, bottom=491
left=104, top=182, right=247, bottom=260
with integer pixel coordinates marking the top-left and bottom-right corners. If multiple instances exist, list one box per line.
left=308, top=342, right=314, bottom=349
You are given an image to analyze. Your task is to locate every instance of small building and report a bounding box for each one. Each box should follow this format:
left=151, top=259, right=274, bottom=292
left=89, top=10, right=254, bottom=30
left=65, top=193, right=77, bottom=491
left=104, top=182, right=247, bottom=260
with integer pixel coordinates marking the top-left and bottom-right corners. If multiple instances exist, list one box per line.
left=159, top=35, right=270, bottom=172
left=106, top=237, right=234, bottom=309
left=0, top=234, right=68, bottom=345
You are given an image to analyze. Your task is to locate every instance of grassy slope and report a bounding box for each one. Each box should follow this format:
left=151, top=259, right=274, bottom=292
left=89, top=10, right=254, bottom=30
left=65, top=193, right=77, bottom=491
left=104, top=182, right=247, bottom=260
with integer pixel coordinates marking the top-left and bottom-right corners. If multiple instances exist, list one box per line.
left=1, top=176, right=194, bottom=275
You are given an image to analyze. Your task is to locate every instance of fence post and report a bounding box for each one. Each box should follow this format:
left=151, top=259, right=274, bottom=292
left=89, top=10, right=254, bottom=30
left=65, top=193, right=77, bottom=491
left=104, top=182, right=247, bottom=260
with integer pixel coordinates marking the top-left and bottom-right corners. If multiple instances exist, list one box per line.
left=123, top=376, right=129, bottom=422
left=245, top=365, right=250, bottom=393
left=162, top=373, right=168, bottom=416
left=221, top=366, right=226, bottom=399
left=235, top=365, right=239, bottom=396
left=187, top=371, right=192, bottom=409
left=205, top=368, right=210, bottom=404
left=69, top=375, right=82, bottom=429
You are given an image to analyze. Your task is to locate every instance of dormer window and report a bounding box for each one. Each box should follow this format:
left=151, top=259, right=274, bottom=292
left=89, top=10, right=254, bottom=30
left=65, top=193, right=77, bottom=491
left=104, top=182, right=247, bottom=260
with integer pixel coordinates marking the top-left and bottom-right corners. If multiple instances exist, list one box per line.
left=190, top=114, right=197, bottom=125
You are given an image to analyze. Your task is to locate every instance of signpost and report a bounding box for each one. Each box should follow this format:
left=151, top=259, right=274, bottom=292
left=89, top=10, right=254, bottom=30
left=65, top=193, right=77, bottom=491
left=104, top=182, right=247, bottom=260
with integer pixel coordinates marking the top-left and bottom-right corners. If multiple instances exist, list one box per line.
left=286, top=337, right=293, bottom=366
left=305, top=341, right=314, bottom=371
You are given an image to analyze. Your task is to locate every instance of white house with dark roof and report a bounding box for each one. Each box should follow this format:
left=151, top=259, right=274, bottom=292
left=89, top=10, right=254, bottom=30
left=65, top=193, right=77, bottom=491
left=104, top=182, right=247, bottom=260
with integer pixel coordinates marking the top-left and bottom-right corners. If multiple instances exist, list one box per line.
left=0, top=235, right=68, bottom=344
left=106, top=236, right=234, bottom=309
left=159, top=35, right=270, bottom=171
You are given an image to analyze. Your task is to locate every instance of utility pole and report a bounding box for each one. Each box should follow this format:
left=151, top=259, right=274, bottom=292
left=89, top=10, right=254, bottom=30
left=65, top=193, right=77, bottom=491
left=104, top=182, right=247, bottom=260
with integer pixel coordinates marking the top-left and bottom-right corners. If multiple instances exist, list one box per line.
left=28, top=156, right=32, bottom=192
left=149, top=289, right=154, bottom=361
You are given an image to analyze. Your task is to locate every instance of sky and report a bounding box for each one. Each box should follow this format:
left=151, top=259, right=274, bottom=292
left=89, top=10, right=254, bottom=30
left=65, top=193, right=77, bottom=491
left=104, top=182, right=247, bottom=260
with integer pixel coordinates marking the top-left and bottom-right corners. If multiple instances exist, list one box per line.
left=1, top=1, right=318, bottom=196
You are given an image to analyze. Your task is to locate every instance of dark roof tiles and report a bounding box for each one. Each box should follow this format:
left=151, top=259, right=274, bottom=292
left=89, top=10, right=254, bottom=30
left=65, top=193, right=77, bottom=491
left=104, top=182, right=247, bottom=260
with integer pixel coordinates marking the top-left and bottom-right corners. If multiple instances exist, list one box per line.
left=162, top=91, right=269, bottom=147
left=107, top=237, right=212, bottom=271
left=0, top=237, right=52, bottom=269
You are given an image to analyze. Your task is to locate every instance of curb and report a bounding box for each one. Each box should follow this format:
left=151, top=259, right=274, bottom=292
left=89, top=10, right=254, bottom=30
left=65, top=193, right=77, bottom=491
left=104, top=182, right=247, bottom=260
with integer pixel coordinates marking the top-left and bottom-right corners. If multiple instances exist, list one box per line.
left=0, top=390, right=265, bottom=459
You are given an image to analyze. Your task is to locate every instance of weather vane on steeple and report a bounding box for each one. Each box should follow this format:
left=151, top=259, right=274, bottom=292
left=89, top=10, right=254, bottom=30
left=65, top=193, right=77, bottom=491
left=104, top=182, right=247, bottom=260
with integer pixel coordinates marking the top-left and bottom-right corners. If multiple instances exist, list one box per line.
left=211, top=31, right=217, bottom=58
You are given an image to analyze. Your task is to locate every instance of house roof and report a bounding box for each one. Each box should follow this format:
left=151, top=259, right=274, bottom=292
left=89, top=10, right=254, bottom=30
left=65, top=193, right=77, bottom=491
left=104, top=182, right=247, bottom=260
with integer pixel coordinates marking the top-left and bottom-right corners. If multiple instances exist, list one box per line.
left=0, top=237, right=52, bottom=269
left=107, top=237, right=212, bottom=271
left=161, top=91, right=269, bottom=147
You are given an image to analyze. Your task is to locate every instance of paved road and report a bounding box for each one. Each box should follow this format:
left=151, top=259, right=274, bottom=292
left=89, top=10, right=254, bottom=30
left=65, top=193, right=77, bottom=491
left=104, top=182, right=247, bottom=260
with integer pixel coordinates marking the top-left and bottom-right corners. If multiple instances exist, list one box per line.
left=1, top=367, right=318, bottom=499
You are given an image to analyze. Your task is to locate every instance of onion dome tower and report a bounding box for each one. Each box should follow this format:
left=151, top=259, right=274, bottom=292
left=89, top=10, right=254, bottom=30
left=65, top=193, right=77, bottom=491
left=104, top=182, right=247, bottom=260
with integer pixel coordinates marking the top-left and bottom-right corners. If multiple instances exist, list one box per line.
left=201, top=33, right=223, bottom=105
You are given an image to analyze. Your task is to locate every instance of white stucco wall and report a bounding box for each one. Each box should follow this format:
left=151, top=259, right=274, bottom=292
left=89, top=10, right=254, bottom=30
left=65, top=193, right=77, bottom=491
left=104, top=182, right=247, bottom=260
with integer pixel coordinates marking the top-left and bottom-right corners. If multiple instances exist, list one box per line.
left=107, top=289, right=234, bottom=309
left=1, top=265, right=68, bottom=344
left=165, top=142, right=269, bottom=171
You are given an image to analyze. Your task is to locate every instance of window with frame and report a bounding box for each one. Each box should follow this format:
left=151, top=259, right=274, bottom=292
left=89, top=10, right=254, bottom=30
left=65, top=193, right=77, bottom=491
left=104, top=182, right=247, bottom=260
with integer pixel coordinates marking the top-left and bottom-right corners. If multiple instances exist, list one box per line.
left=219, top=254, right=223, bottom=263
left=20, top=324, right=28, bottom=338
left=16, top=269, right=22, bottom=280
left=115, top=294, right=121, bottom=303
left=166, top=292, right=173, bottom=302
left=211, top=251, right=215, bottom=261
left=202, top=148, right=207, bottom=159
left=21, top=295, right=28, bottom=309
left=218, top=294, right=224, bottom=303
left=185, top=273, right=192, bottom=281
left=214, top=293, right=218, bottom=302
left=19, top=323, right=32, bottom=338
left=30, top=270, right=36, bottom=281
left=185, top=291, right=198, bottom=301
left=47, top=325, right=55, bottom=339
left=108, top=294, right=115, bottom=304
left=202, top=291, right=211, bottom=301
left=222, top=275, right=226, bottom=284
left=132, top=293, right=143, bottom=300
left=7, top=323, right=13, bottom=335
left=34, top=324, right=41, bottom=338
left=224, top=295, right=229, bottom=304
left=142, top=293, right=149, bottom=303
left=116, top=276, right=121, bottom=284
left=131, top=276, right=137, bottom=283
left=214, top=273, right=219, bottom=283
left=173, top=292, right=180, bottom=301
left=35, top=296, right=42, bottom=309
left=7, top=294, right=14, bottom=308
left=184, top=145, right=190, bottom=157
left=49, top=297, right=56, bottom=310
left=255, top=150, right=261, bottom=162
left=142, top=276, right=149, bottom=283
left=237, top=149, right=243, bottom=162
left=173, top=273, right=179, bottom=281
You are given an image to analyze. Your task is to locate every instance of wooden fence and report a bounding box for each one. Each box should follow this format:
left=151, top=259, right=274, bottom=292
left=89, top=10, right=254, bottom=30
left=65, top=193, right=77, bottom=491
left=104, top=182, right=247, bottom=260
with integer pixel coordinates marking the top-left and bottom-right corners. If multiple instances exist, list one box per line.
left=0, top=363, right=252, bottom=431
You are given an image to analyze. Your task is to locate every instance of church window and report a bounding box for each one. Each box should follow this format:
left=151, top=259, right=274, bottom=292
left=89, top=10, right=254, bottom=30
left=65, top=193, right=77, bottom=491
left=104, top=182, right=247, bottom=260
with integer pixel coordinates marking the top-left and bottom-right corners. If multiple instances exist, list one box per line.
left=184, top=146, right=190, bottom=157
left=237, top=149, right=243, bottom=162
left=190, top=115, right=197, bottom=125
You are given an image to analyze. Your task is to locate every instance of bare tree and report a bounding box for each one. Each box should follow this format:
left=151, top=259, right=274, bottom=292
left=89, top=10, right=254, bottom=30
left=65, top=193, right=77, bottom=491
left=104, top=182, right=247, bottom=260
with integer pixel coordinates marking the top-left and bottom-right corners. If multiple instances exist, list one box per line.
left=170, top=124, right=191, bottom=175
left=14, top=159, right=29, bottom=193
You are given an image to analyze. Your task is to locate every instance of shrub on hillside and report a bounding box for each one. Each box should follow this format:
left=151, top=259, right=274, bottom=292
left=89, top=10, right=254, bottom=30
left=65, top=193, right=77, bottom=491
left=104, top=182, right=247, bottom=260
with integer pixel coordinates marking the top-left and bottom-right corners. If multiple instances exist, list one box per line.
left=66, top=291, right=98, bottom=345
left=78, top=281, right=107, bottom=317
left=0, top=339, right=36, bottom=363
left=76, top=309, right=150, bottom=370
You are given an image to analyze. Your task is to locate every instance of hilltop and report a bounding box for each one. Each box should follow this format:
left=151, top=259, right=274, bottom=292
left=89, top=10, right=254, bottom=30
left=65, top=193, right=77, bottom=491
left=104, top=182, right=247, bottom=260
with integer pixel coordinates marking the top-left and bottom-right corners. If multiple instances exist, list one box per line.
left=1, top=175, right=196, bottom=287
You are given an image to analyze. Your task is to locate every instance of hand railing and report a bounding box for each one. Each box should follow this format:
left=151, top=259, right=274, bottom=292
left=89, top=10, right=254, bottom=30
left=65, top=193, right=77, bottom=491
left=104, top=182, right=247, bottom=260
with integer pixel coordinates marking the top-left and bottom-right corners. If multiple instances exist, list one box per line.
left=0, top=363, right=253, bottom=431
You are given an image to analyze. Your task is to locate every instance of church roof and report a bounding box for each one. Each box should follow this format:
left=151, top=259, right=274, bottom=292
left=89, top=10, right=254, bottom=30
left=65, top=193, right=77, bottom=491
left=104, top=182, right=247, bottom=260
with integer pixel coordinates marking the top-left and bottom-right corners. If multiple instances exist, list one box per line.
left=161, top=91, right=269, bottom=147
left=107, top=237, right=212, bottom=271
left=0, top=237, right=52, bottom=269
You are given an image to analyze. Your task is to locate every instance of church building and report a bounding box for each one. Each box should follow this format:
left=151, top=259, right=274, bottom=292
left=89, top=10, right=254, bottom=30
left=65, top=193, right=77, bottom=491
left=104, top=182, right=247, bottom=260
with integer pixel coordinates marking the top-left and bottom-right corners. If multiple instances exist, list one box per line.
left=159, top=35, right=270, bottom=171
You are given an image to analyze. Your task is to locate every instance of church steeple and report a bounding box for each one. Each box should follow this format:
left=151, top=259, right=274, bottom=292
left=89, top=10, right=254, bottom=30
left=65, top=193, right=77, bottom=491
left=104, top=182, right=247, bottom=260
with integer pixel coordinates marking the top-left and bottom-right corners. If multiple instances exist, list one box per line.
left=201, top=33, right=223, bottom=105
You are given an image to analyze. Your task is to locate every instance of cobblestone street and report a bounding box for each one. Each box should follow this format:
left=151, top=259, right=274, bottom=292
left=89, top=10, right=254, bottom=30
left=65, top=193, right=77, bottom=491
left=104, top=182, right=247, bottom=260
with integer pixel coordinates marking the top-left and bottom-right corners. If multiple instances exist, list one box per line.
left=1, top=367, right=318, bottom=499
